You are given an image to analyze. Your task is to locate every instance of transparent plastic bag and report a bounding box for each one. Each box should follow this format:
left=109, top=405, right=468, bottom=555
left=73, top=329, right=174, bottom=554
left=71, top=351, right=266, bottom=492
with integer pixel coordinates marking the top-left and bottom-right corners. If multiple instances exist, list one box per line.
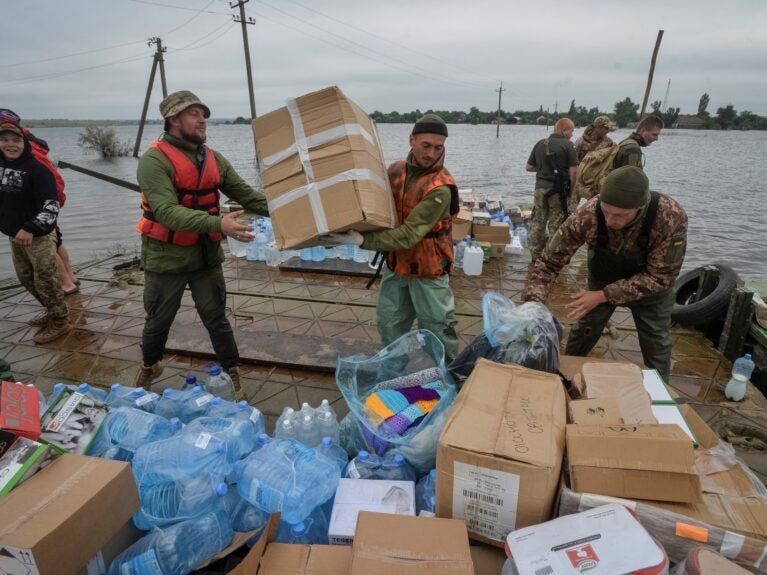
left=336, top=330, right=456, bottom=474
left=449, top=292, right=561, bottom=380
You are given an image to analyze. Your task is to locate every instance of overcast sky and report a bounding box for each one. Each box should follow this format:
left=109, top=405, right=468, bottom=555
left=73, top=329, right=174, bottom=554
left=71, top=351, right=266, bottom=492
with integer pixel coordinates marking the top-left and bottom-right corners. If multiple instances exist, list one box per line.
left=3, top=0, right=766, bottom=120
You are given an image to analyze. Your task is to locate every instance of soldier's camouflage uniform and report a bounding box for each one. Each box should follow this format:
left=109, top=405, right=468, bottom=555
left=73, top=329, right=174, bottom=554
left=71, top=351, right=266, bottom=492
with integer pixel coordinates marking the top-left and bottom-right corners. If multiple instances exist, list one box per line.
left=574, top=127, right=615, bottom=162
left=613, top=133, right=646, bottom=169
left=523, top=193, right=687, bottom=381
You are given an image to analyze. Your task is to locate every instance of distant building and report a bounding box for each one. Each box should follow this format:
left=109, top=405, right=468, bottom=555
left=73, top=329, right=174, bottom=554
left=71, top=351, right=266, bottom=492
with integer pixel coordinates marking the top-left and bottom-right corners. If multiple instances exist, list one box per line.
left=674, top=115, right=706, bottom=129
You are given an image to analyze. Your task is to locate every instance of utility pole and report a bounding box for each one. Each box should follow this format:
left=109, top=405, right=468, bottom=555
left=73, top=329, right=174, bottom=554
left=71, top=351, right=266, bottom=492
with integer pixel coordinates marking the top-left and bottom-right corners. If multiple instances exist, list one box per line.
left=231, top=0, right=257, bottom=119
left=495, top=82, right=506, bottom=138
left=661, top=78, right=671, bottom=112
left=640, top=30, right=664, bottom=120
left=133, top=37, right=167, bottom=158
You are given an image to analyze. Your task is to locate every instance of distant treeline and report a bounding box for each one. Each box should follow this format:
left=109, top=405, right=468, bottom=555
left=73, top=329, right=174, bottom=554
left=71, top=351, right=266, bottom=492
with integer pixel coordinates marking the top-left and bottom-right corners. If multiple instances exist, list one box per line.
left=371, top=94, right=767, bottom=131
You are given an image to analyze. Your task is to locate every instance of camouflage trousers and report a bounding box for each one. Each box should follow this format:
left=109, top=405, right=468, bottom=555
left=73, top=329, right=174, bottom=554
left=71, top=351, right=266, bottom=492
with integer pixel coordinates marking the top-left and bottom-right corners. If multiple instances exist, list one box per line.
left=529, top=187, right=569, bottom=261
left=10, top=232, right=69, bottom=321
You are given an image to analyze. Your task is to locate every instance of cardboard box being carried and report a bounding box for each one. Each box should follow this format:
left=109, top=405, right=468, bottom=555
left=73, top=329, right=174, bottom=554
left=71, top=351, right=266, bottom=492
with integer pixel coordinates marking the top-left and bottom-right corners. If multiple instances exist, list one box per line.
left=0, top=454, right=140, bottom=575
left=252, top=86, right=397, bottom=249
left=349, top=512, right=474, bottom=575
left=437, top=359, right=567, bottom=547
left=566, top=423, right=702, bottom=503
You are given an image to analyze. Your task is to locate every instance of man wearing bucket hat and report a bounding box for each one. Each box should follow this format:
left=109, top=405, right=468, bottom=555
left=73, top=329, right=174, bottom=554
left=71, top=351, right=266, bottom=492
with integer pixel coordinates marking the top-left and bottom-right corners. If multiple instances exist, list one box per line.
left=523, top=166, right=688, bottom=381
left=135, top=90, right=268, bottom=399
left=323, top=113, right=460, bottom=362
left=0, top=120, right=72, bottom=344
left=574, top=115, right=615, bottom=163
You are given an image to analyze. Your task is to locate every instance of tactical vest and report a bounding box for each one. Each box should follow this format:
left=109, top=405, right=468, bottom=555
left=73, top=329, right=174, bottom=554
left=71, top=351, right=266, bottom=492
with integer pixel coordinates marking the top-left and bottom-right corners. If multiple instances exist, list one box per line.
left=589, top=191, right=660, bottom=284
left=136, top=140, right=222, bottom=246
left=385, top=160, right=457, bottom=279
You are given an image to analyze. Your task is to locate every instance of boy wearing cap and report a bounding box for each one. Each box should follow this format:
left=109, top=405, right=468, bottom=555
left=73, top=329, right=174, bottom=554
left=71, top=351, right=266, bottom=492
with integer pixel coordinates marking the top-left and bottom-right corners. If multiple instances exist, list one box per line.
left=523, top=166, right=687, bottom=382
left=324, top=114, right=460, bottom=362
left=574, top=115, right=615, bottom=163
left=134, top=90, right=268, bottom=398
left=0, top=122, right=72, bottom=344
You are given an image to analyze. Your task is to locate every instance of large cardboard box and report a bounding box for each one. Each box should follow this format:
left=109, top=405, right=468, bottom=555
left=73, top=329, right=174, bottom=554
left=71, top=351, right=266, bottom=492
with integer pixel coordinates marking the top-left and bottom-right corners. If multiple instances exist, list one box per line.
left=349, top=511, right=474, bottom=575
left=437, top=359, right=567, bottom=547
left=580, top=361, right=657, bottom=424
left=0, top=436, right=57, bottom=498
left=472, top=221, right=511, bottom=245
left=259, top=543, right=352, bottom=575
left=0, top=454, right=140, bottom=575
left=452, top=208, right=473, bottom=242
left=566, top=423, right=702, bottom=503
left=251, top=86, right=396, bottom=249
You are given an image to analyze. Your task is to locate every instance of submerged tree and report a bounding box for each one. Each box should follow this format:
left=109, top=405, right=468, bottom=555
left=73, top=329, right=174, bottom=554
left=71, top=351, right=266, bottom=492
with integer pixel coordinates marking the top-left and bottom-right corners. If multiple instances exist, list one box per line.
left=716, top=105, right=737, bottom=130
left=614, top=97, right=639, bottom=128
left=697, top=93, right=710, bottom=117
left=77, top=127, right=131, bottom=157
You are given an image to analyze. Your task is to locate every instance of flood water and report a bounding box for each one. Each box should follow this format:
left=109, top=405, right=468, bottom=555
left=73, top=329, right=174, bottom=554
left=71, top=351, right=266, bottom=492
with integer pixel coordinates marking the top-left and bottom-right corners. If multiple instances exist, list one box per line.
left=1, top=123, right=765, bottom=280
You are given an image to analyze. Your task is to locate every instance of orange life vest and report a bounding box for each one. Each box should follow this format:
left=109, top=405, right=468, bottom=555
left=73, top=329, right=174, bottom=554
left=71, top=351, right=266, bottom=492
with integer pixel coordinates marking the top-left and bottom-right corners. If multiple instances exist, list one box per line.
left=136, top=139, right=222, bottom=246
left=386, top=159, right=457, bottom=279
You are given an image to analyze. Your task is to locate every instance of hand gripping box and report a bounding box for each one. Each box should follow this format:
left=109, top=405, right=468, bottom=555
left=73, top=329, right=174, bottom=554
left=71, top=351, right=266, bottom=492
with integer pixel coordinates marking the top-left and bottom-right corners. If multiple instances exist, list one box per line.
left=437, top=359, right=567, bottom=547
left=251, top=86, right=397, bottom=249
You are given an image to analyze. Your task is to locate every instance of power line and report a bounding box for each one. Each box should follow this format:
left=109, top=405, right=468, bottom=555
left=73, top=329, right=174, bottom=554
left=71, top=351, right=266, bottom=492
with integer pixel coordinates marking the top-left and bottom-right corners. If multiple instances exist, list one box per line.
left=249, top=1, right=488, bottom=91
left=125, top=0, right=229, bottom=15
left=170, top=19, right=235, bottom=51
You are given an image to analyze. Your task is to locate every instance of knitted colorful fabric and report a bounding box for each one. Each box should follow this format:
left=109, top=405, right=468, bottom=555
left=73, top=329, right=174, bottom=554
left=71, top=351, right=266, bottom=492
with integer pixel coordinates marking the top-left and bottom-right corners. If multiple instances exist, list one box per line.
left=364, top=378, right=446, bottom=438
left=373, top=367, right=444, bottom=391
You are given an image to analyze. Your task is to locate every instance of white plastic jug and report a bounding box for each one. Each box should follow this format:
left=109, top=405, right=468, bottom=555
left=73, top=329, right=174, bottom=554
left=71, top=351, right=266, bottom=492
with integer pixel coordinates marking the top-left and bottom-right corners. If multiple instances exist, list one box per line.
left=462, top=245, right=483, bottom=276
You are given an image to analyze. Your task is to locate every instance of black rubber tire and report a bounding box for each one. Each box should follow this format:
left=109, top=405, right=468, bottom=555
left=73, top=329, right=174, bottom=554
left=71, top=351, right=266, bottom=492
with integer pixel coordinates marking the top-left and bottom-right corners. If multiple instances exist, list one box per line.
left=671, top=263, right=738, bottom=326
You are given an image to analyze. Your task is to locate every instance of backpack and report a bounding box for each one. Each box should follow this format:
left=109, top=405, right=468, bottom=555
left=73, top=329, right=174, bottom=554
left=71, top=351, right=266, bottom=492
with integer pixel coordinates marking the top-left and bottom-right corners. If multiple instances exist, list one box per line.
left=573, top=143, right=619, bottom=200
left=23, top=129, right=67, bottom=207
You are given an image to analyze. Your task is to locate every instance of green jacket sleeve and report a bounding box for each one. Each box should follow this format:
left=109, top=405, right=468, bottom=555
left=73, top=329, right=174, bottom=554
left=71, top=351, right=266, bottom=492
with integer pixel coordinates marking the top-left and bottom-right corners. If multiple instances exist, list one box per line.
left=361, top=186, right=451, bottom=252
left=213, top=151, right=269, bottom=216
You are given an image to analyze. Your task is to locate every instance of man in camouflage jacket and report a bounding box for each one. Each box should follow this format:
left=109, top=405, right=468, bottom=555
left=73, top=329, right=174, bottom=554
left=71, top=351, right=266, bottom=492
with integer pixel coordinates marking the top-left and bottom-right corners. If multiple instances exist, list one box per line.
left=574, top=115, right=615, bottom=162
left=523, top=166, right=687, bottom=381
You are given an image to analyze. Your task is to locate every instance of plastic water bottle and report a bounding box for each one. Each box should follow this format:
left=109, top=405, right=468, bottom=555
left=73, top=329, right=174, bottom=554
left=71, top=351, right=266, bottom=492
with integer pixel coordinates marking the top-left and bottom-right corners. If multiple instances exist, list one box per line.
left=235, top=438, right=341, bottom=523
left=415, top=469, right=437, bottom=515
left=462, top=241, right=484, bottom=276
left=104, top=407, right=177, bottom=452
left=315, top=401, right=339, bottom=442
left=106, top=384, right=158, bottom=413
left=515, top=224, right=528, bottom=247
left=376, top=452, right=417, bottom=481
left=134, top=474, right=229, bottom=530
left=315, top=436, right=348, bottom=473
left=206, top=364, right=236, bottom=401
left=310, top=245, right=326, bottom=262
left=178, top=386, right=214, bottom=423
left=353, top=246, right=368, bottom=263
left=108, top=510, right=233, bottom=575
left=299, top=247, right=313, bottom=261
left=220, top=489, right=269, bottom=533
left=265, top=243, right=281, bottom=267
left=182, top=374, right=199, bottom=389
left=725, top=353, right=755, bottom=401
left=46, top=383, right=67, bottom=408
left=132, top=434, right=231, bottom=485
left=296, top=413, right=321, bottom=447
left=454, top=236, right=469, bottom=270
left=274, top=407, right=298, bottom=440
left=181, top=416, right=257, bottom=461
left=344, top=450, right=382, bottom=479
left=275, top=507, right=329, bottom=545
left=76, top=382, right=109, bottom=403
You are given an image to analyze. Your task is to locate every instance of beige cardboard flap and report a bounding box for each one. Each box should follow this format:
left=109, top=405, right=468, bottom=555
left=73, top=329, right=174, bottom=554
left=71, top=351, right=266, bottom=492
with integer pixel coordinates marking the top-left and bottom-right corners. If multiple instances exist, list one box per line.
left=581, top=361, right=656, bottom=424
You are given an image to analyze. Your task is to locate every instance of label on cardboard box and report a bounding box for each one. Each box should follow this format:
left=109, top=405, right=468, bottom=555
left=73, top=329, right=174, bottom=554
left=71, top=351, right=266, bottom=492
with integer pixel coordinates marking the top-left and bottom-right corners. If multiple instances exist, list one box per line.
left=451, top=461, right=519, bottom=542
left=0, top=544, right=41, bottom=574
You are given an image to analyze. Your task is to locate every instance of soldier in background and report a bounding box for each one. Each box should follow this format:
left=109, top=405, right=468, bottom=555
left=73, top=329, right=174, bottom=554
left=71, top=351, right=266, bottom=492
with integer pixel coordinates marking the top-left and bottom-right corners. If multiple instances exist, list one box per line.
left=525, top=118, right=579, bottom=263
left=575, top=115, right=615, bottom=162
left=614, top=114, right=663, bottom=169
left=523, top=166, right=687, bottom=382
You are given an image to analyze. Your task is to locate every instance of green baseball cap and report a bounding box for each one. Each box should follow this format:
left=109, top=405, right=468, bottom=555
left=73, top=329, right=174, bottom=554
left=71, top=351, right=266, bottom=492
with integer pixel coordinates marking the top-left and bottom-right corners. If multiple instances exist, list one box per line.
left=159, top=90, right=210, bottom=119
left=592, top=115, right=614, bottom=128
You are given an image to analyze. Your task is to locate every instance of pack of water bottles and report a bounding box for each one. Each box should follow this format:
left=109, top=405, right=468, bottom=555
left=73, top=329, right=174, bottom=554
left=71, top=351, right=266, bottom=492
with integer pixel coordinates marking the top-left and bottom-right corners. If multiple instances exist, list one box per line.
left=449, top=292, right=562, bottom=382
left=336, top=330, right=456, bottom=474
left=274, top=399, right=339, bottom=447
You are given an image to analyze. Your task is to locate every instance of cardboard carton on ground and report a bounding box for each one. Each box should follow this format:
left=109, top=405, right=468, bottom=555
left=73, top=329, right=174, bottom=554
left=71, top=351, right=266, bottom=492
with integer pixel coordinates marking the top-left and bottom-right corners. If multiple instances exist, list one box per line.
left=568, top=397, right=624, bottom=425
left=489, top=243, right=506, bottom=258
left=453, top=208, right=473, bottom=242
left=328, top=478, right=415, bottom=545
left=566, top=423, right=702, bottom=503
left=471, top=211, right=492, bottom=226
left=472, top=221, right=511, bottom=245
left=259, top=543, right=352, bottom=575
left=74, top=520, right=143, bottom=575
left=581, top=361, right=657, bottom=424
left=0, top=380, right=41, bottom=440
left=470, top=543, right=507, bottom=575
left=349, top=511, right=474, bottom=575
left=251, top=86, right=396, bottom=249
left=0, top=454, right=140, bottom=575
left=39, top=388, right=108, bottom=455
left=437, top=359, right=567, bottom=547
left=0, top=436, right=57, bottom=498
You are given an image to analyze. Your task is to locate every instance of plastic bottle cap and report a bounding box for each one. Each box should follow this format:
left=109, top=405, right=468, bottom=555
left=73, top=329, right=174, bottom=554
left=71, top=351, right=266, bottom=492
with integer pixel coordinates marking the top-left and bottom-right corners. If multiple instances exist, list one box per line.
left=291, top=522, right=307, bottom=535
left=214, top=443, right=226, bottom=454
left=77, top=383, right=90, bottom=392
left=258, top=433, right=270, bottom=444
left=393, top=454, right=404, bottom=466
left=111, top=383, right=121, bottom=391
left=185, top=375, right=197, bottom=384
left=745, top=353, right=752, bottom=360
left=209, top=365, right=222, bottom=376
left=359, top=451, right=369, bottom=460
left=238, top=401, right=248, bottom=408
left=214, top=483, right=228, bottom=496
left=321, top=399, right=330, bottom=407
left=163, top=388, right=174, bottom=397
left=322, top=436, right=332, bottom=447
left=429, top=469, right=436, bottom=480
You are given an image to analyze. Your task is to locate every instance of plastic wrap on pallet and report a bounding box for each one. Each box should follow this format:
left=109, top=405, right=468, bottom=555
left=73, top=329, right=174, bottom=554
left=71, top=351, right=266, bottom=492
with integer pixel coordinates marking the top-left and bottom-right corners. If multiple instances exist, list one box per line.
left=558, top=488, right=767, bottom=573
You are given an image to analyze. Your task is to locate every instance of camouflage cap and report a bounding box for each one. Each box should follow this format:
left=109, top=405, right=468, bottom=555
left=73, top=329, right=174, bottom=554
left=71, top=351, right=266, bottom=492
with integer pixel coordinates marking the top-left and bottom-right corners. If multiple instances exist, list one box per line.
left=592, top=115, right=614, bottom=128
left=159, top=90, right=210, bottom=119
